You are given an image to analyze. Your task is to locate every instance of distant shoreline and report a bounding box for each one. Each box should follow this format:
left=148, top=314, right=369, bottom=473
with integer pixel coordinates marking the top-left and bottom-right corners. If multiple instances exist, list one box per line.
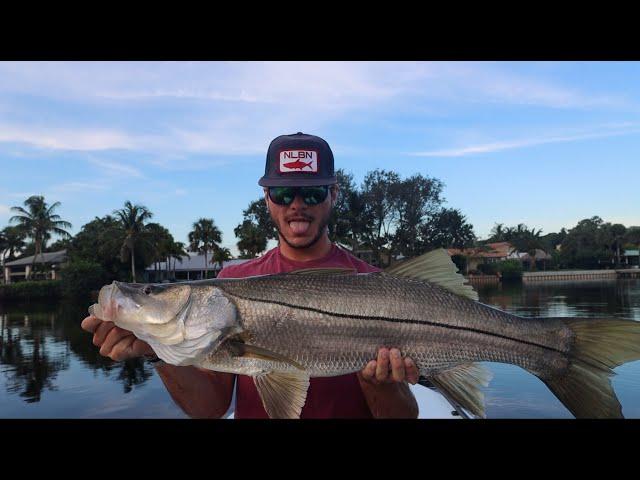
left=466, top=268, right=640, bottom=284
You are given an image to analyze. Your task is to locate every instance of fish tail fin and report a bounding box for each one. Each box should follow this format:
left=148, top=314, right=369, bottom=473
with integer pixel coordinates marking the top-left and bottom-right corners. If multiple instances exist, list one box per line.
left=541, top=317, right=640, bottom=418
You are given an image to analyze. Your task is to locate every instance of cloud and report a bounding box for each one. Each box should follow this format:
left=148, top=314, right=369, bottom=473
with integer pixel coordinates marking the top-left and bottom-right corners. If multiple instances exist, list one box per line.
left=410, top=125, right=640, bottom=157
left=88, top=158, right=143, bottom=178
left=50, top=181, right=110, bottom=192
left=0, top=204, right=9, bottom=218
left=0, top=123, right=137, bottom=151
left=0, top=62, right=634, bottom=166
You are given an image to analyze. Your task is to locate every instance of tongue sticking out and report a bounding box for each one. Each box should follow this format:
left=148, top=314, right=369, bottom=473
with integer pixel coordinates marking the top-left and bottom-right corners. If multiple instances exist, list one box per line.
left=289, top=221, right=311, bottom=235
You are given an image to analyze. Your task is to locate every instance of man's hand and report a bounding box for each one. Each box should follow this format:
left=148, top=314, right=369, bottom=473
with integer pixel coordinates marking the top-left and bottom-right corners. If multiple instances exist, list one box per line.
left=81, top=315, right=155, bottom=361
left=359, top=347, right=419, bottom=385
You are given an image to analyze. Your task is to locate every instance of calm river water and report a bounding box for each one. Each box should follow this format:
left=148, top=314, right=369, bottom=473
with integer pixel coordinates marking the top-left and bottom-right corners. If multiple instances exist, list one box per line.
left=1, top=279, right=639, bottom=419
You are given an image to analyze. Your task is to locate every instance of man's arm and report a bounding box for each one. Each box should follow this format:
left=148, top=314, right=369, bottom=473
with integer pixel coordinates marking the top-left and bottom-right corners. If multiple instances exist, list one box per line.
left=154, top=363, right=234, bottom=419
left=81, top=315, right=234, bottom=419
left=358, top=347, right=419, bottom=418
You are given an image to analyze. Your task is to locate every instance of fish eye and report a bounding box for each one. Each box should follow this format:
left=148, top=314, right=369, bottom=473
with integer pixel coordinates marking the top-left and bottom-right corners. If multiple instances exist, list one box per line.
left=143, top=286, right=153, bottom=295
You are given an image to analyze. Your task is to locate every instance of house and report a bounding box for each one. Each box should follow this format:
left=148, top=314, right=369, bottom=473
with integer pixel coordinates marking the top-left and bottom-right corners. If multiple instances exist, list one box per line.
left=447, top=242, right=519, bottom=272
left=144, top=252, right=252, bottom=282
left=3, top=250, right=68, bottom=284
left=622, top=249, right=640, bottom=268
left=447, top=242, right=551, bottom=273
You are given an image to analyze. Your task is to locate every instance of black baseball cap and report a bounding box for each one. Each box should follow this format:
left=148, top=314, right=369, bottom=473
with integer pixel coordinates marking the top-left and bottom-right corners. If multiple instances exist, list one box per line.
left=258, top=132, right=338, bottom=187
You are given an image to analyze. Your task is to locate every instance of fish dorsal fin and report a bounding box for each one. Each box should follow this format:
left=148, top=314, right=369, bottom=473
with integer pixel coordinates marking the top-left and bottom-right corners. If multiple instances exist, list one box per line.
left=425, top=363, right=493, bottom=419
left=227, top=340, right=305, bottom=370
left=385, top=249, right=478, bottom=301
left=288, top=267, right=356, bottom=275
left=254, top=371, right=311, bottom=419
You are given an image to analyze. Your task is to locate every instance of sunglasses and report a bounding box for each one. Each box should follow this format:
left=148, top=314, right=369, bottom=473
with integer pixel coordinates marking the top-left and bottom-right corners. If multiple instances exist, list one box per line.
left=268, top=186, right=330, bottom=206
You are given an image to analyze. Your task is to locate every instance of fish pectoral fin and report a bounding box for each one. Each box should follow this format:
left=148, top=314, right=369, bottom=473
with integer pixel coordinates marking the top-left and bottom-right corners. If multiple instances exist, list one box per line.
left=253, top=370, right=311, bottom=419
left=384, top=249, right=478, bottom=301
left=227, top=340, right=305, bottom=370
left=425, top=363, right=493, bottom=419
left=288, top=267, right=356, bottom=275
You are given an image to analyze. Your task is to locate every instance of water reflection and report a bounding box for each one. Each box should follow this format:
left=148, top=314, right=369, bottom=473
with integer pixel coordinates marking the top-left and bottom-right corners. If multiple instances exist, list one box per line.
left=475, top=279, right=640, bottom=320
left=0, top=280, right=639, bottom=418
left=0, top=300, right=154, bottom=404
left=475, top=279, right=640, bottom=418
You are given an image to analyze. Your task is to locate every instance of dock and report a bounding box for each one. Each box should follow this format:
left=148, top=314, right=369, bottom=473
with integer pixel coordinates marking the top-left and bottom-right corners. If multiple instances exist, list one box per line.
left=523, top=269, right=640, bottom=282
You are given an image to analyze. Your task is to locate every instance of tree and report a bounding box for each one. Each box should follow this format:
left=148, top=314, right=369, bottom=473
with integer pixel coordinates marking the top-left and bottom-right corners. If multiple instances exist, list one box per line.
left=243, top=198, right=277, bottom=240
left=212, top=246, right=232, bottom=273
left=393, top=174, right=444, bottom=257
left=235, top=220, right=267, bottom=258
left=419, top=208, right=476, bottom=250
left=0, top=226, right=26, bottom=264
left=188, top=218, right=222, bottom=279
left=143, top=223, right=174, bottom=280
left=113, top=201, right=153, bottom=282
left=359, top=170, right=402, bottom=267
left=559, top=216, right=611, bottom=269
left=167, top=241, right=190, bottom=280
left=507, top=225, right=546, bottom=271
left=10, top=196, right=72, bottom=280
left=487, top=223, right=508, bottom=242
left=608, top=223, right=627, bottom=268
left=68, top=215, right=129, bottom=282
left=329, top=169, right=365, bottom=251
left=541, top=228, right=567, bottom=253
left=233, top=198, right=276, bottom=258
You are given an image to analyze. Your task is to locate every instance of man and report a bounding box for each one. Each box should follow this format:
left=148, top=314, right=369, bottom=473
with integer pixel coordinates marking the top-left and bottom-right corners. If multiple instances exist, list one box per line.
left=81, top=132, right=419, bottom=418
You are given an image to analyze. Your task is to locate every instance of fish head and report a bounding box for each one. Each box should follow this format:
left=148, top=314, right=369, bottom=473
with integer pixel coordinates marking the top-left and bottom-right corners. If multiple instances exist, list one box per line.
left=90, top=281, right=192, bottom=331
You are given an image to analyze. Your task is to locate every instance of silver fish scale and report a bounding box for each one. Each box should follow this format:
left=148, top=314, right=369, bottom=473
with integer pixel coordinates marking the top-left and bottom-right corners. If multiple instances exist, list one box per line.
left=212, top=273, right=573, bottom=378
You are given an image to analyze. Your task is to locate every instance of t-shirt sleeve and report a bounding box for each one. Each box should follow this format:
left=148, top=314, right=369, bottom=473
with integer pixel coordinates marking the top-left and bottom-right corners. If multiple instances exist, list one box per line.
left=216, top=267, right=235, bottom=279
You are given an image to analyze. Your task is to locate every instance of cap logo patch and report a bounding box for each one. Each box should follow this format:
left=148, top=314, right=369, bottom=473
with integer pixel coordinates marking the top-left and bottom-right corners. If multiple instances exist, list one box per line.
left=279, top=150, right=318, bottom=173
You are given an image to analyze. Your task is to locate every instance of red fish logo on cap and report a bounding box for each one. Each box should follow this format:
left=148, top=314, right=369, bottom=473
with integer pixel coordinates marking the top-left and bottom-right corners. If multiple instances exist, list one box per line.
left=279, top=150, right=318, bottom=173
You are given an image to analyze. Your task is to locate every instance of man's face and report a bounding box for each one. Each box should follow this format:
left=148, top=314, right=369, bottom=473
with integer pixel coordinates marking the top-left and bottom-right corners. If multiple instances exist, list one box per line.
left=265, top=185, right=338, bottom=250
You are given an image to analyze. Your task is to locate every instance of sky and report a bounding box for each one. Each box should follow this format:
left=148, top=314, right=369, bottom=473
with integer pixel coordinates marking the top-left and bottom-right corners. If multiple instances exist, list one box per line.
left=1, top=61, right=639, bottom=256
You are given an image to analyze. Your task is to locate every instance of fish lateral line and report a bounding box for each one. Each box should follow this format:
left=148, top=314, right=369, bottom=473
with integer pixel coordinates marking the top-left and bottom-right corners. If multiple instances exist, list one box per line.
left=224, top=291, right=565, bottom=356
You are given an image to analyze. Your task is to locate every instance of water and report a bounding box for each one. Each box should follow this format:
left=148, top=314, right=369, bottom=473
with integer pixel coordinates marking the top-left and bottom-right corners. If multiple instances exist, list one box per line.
left=475, top=279, right=640, bottom=418
left=0, top=280, right=639, bottom=418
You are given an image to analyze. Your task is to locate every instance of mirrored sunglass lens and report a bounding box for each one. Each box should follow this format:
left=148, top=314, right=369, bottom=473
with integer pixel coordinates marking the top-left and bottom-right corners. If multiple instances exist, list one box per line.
left=270, top=187, right=295, bottom=204
left=301, top=187, right=328, bottom=205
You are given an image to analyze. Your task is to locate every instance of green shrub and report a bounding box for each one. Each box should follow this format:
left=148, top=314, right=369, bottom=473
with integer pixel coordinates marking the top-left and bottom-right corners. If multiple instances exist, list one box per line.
left=477, top=262, right=498, bottom=275
left=60, top=260, right=105, bottom=298
left=451, top=254, right=467, bottom=274
left=497, top=259, right=523, bottom=281
left=0, top=280, right=62, bottom=301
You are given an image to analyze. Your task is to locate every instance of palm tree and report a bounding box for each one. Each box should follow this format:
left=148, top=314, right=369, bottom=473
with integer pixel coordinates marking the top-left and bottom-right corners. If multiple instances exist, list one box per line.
left=509, top=226, right=546, bottom=271
left=211, top=246, right=232, bottom=275
left=188, top=218, right=222, bottom=279
left=9, top=196, right=72, bottom=280
left=113, top=201, right=153, bottom=282
left=0, top=227, right=26, bottom=283
left=168, top=241, right=190, bottom=280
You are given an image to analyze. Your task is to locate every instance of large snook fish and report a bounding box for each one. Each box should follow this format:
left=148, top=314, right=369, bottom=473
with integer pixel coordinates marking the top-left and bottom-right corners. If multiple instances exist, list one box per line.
left=88, top=249, right=640, bottom=419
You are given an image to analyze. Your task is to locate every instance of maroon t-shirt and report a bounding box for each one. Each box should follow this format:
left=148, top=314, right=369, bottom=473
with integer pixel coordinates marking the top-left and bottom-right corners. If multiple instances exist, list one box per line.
left=217, top=244, right=380, bottom=418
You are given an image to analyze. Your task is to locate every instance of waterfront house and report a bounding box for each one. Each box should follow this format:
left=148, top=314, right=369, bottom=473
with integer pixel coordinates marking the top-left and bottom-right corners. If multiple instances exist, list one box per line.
left=144, top=252, right=251, bottom=282
left=447, top=242, right=519, bottom=272
left=447, top=242, right=551, bottom=273
left=622, top=249, right=640, bottom=268
left=3, top=250, right=68, bottom=284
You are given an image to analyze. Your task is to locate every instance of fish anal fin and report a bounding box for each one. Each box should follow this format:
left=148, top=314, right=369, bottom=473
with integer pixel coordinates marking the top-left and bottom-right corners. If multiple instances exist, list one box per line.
left=227, top=340, right=305, bottom=370
left=427, top=363, right=493, bottom=418
left=385, top=249, right=478, bottom=301
left=254, top=371, right=310, bottom=419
